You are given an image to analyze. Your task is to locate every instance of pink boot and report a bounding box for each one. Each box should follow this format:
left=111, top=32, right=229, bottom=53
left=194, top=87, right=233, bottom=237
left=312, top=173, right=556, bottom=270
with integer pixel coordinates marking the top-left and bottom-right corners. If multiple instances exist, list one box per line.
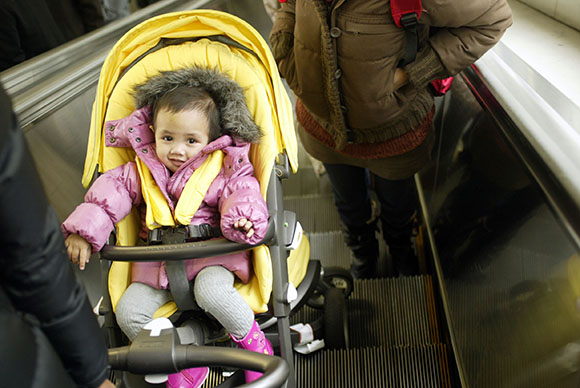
left=166, top=367, right=209, bottom=388
left=230, top=321, right=274, bottom=383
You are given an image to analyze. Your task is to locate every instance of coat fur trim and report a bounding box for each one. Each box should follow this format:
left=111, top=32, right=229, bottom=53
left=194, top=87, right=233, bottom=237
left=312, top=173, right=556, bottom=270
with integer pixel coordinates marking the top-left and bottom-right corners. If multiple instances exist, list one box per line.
left=132, top=67, right=262, bottom=143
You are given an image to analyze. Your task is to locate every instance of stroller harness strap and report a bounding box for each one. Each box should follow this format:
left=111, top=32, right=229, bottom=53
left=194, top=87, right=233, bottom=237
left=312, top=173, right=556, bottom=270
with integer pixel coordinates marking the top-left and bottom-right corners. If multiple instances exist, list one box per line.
left=136, top=149, right=225, bottom=229
left=147, top=224, right=222, bottom=245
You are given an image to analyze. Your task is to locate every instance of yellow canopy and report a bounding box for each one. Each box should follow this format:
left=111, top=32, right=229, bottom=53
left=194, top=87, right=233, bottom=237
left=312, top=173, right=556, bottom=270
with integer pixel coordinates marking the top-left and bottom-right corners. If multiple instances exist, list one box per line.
left=84, top=9, right=297, bottom=188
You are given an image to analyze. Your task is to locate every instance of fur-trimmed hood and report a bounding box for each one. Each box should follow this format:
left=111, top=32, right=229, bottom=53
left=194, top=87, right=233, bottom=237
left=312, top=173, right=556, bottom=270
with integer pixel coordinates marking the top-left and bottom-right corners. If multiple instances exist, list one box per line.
left=132, top=67, right=262, bottom=143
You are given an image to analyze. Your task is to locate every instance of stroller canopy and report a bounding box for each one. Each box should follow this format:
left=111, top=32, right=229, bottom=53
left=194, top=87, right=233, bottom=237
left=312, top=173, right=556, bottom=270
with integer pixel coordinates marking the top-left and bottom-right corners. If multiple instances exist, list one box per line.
left=83, top=9, right=298, bottom=189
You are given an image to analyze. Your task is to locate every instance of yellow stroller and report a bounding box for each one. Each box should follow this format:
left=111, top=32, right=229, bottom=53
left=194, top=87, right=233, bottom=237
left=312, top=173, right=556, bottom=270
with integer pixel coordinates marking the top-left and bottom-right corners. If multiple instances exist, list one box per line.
left=83, top=9, right=353, bottom=388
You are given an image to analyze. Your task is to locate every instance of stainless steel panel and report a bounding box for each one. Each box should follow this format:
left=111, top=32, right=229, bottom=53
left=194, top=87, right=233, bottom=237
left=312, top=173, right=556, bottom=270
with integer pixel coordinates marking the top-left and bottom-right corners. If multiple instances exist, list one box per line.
left=418, top=74, right=580, bottom=387
left=23, top=87, right=97, bottom=221
left=474, top=42, right=580, bottom=217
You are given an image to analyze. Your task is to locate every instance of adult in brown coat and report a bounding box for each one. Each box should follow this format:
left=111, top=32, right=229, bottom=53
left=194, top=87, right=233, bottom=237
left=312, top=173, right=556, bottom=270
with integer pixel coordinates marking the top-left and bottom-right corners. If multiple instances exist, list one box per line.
left=270, top=0, right=513, bottom=278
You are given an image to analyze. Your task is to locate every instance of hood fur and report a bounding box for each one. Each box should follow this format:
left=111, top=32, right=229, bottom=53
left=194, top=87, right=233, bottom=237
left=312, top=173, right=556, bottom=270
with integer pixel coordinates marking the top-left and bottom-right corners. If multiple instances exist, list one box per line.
left=132, top=67, right=262, bottom=143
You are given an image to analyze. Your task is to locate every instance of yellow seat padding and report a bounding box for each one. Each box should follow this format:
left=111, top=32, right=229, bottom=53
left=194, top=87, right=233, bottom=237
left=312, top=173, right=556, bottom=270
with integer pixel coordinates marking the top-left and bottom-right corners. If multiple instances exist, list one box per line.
left=137, top=150, right=225, bottom=229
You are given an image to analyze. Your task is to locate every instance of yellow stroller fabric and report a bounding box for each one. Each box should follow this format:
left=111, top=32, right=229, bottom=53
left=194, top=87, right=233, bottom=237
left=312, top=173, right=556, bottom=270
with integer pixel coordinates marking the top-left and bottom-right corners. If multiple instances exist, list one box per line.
left=136, top=150, right=224, bottom=229
left=84, top=10, right=306, bottom=317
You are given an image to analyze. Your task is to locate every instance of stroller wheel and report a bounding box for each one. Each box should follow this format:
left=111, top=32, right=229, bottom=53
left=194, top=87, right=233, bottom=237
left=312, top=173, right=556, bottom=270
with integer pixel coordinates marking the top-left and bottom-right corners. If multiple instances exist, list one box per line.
left=323, top=287, right=349, bottom=349
left=307, top=266, right=354, bottom=309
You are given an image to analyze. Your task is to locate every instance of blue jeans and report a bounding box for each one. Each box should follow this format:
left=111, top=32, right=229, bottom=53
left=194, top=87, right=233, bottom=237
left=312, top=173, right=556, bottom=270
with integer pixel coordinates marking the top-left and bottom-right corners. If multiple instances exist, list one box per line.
left=323, top=163, right=418, bottom=275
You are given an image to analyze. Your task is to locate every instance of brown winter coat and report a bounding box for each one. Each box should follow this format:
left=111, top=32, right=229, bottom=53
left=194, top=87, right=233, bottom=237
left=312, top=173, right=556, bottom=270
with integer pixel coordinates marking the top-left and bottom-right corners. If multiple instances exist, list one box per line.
left=270, top=0, right=512, bottom=179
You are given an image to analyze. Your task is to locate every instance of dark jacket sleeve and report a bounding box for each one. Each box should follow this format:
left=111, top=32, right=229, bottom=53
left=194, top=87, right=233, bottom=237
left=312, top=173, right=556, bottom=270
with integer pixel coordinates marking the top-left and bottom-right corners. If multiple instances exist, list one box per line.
left=0, top=84, right=109, bottom=388
left=0, top=6, right=27, bottom=71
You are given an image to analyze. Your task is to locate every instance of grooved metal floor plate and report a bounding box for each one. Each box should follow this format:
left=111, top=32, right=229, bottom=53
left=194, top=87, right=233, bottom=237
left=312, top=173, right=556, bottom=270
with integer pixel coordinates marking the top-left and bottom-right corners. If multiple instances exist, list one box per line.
left=294, top=345, right=451, bottom=388
left=283, top=166, right=334, bottom=197
left=284, top=194, right=342, bottom=233
left=306, top=230, right=352, bottom=269
left=291, top=276, right=440, bottom=348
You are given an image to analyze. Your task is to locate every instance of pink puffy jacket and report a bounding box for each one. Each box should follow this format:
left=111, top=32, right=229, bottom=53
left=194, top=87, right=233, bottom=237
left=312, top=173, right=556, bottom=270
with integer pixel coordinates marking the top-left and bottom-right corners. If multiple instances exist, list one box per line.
left=62, top=106, right=269, bottom=289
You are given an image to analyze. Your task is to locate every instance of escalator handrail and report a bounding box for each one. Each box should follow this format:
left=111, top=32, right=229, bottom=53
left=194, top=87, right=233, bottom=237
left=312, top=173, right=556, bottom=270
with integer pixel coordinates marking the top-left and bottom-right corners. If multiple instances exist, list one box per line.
left=0, top=0, right=214, bottom=126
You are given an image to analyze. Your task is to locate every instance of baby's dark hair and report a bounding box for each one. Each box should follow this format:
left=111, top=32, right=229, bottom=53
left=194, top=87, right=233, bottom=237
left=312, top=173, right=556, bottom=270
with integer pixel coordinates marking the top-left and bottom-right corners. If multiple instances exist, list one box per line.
left=152, top=86, right=222, bottom=142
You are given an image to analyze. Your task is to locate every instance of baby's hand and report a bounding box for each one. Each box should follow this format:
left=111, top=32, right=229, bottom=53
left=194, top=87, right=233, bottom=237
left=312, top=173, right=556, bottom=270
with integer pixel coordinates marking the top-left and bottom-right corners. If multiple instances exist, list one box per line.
left=65, top=234, right=92, bottom=271
left=234, top=218, right=255, bottom=238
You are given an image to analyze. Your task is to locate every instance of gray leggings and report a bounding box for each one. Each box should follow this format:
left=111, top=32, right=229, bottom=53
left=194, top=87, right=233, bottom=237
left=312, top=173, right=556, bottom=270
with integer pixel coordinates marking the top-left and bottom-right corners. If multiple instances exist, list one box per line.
left=115, top=266, right=255, bottom=341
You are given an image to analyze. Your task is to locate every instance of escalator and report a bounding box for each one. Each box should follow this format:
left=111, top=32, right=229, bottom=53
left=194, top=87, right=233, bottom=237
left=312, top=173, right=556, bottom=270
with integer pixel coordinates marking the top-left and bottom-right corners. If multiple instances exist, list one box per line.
left=3, top=0, right=580, bottom=387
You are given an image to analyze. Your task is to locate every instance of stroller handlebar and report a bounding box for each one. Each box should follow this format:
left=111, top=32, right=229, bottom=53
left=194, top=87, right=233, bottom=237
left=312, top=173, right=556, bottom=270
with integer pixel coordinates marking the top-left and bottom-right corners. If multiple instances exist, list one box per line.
left=108, top=324, right=290, bottom=388
left=100, top=218, right=276, bottom=261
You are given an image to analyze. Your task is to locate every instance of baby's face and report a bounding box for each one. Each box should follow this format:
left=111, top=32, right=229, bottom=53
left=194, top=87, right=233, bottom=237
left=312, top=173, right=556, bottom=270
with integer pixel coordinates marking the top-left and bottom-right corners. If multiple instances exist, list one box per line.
left=153, top=107, right=210, bottom=172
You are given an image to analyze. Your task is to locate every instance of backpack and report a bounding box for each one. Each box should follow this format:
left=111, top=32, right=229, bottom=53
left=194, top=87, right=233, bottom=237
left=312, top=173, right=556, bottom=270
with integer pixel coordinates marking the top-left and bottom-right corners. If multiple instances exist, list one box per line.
left=391, top=0, right=454, bottom=96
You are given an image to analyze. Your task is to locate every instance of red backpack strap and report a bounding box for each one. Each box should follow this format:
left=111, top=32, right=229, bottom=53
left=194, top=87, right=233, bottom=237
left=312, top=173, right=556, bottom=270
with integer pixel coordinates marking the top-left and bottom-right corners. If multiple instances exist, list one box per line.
left=392, top=0, right=454, bottom=95
left=391, top=0, right=422, bottom=66
left=391, top=0, right=422, bottom=27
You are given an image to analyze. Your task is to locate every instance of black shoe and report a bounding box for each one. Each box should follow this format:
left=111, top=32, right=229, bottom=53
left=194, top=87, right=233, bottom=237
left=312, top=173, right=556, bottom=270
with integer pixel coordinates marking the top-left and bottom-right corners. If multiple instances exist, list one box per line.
left=350, top=256, right=378, bottom=279
left=343, top=222, right=379, bottom=279
left=392, top=249, right=419, bottom=277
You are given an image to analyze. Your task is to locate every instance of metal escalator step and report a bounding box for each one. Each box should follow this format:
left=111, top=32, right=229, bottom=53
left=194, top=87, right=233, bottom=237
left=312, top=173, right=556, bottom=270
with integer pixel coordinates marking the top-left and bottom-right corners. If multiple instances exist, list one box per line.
left=283, top=166, right=334, bottom=197
left=294, top=345, right=452, bottom=388
left=349, top=277, right=439, bottom=347
left=291, top=276, right=440, bottom=348
left=306, top=230, right=351, bottom=269
left=202, top=370, right=226, bottom=387
left=201, top=344, right=452, bottom=388
left=284, top=194, right=342, bottom=233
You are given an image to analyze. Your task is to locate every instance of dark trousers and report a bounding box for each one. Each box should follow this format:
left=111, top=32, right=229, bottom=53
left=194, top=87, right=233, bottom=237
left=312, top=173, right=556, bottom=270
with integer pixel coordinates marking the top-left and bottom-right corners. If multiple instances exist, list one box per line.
left=323, top=163, right=418, bottom=275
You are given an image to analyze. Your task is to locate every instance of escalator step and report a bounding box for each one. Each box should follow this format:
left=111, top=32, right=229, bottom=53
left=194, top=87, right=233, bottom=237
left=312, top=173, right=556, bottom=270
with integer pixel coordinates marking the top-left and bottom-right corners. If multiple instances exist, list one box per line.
left=202, top=345, right=452, bottom=388
left=349, top=277, right=436, bottom=347
left=294, top=345, right=452, bottom=388
left=307, top=230, right=351, bottom=269
left=284, top=194, right=342, bottom=233
left=291, top=276, right=441, bottom=348
left=283, top=166, right=334, bottom=197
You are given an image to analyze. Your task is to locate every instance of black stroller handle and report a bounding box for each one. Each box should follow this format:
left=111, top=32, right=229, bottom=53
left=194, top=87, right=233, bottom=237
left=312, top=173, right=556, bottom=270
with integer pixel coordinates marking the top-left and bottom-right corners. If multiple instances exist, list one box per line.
left=108, top=343, right=290, bottom=388
left=100, top=218, right=276, bottom=262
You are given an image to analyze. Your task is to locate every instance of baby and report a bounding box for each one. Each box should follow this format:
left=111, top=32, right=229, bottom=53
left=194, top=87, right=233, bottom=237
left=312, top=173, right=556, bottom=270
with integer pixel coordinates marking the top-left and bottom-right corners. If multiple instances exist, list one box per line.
left=62, top=67, right=273, bottom=388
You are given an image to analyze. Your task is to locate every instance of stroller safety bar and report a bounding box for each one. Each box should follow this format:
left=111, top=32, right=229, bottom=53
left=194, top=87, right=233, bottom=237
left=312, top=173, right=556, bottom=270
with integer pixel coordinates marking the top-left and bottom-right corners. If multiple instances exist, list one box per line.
left=100, top=218, right=275, bottom=261
left=108, top=319, right=290, bottom=388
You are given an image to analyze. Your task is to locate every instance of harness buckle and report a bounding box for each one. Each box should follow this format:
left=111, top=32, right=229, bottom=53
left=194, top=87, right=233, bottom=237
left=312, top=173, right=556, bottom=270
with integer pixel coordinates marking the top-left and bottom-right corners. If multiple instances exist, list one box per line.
left=147, top=224, right=221, bottom=245
left=185, top=223, right=221, bottom=242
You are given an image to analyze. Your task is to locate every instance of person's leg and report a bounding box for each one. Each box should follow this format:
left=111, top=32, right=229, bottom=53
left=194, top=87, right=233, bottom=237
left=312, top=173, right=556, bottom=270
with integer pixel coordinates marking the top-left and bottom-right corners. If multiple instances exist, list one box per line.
left=194, top=266, right=271, bottom=383
left=323, top=163, right=379, bottom=278
left=373, top=175, right=419, bottom=276
left=115, top=282, right=172, bottom=341
left=193, top=266, right=254, bottom=338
